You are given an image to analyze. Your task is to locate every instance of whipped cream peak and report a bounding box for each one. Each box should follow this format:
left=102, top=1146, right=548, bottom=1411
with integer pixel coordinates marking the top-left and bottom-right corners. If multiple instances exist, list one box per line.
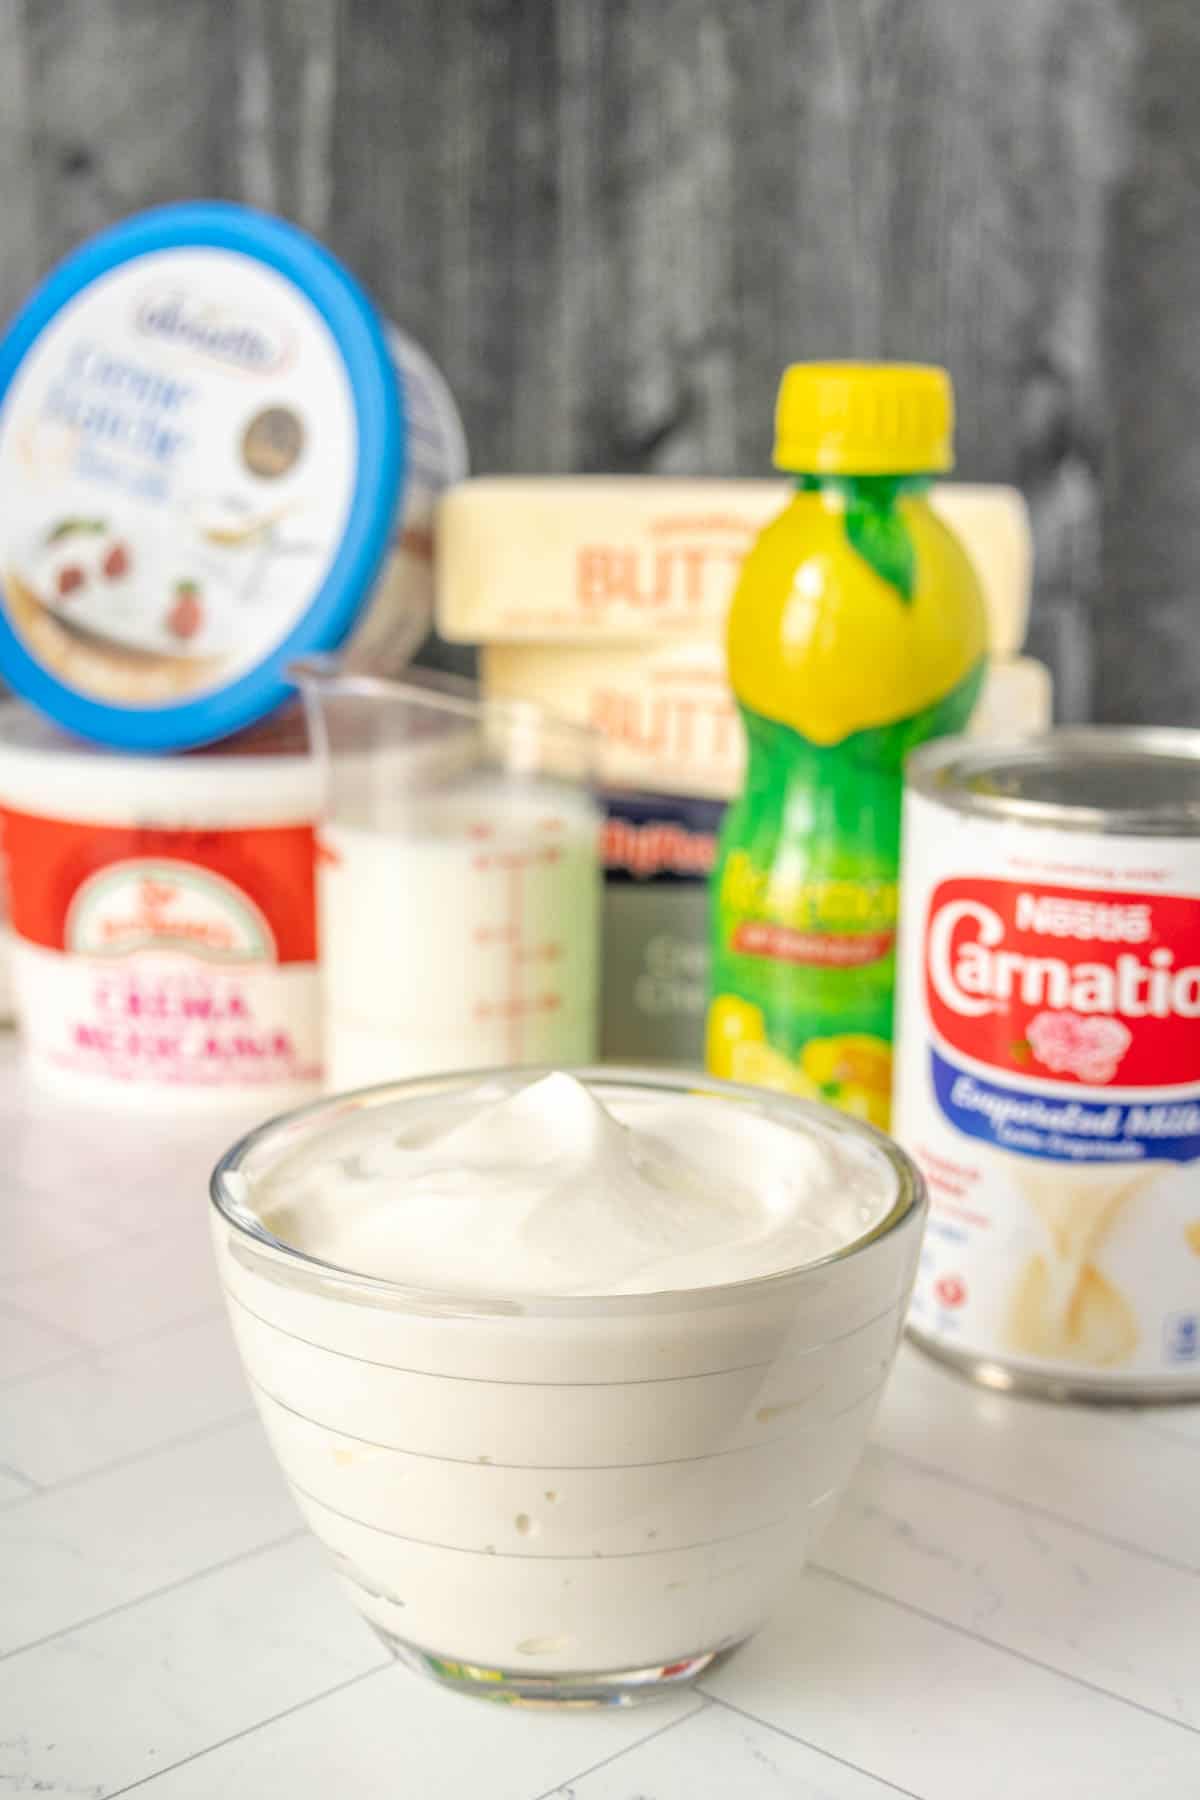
left=257, top=1072, right=897, bottom=1298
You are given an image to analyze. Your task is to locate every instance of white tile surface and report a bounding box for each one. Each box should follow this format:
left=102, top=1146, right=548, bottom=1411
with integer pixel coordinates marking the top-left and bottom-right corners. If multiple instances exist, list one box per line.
left=12, top=1227, right=223, bottom=1350
left=701, top=1567, right=1200, bottom=1799
left=0, top=1294, right=86, bottom=1383
left=819, top=1443, right=1200, bottom=1726
left=0, top=1172, right=118, bottom=1281
left=117, top=1662, right=704, bottom=1800
left=0, top=1312, right=251, bottom=1491
left=2, top=1033, right=1200, bottom=1800
left=0, top=1092, right=109, bottom=1197
left=0, top=1460, right=35, bottom=1503
left=541, top=1700, right=910, bottom=1798
left=874, top=1343, right=1200, bottom=1570
left=0, top=1536, right=385, bottom=1796
left=1138, top=1406, right=1200, bottom=1449
left=0, top=1417, right=299, bottom=1654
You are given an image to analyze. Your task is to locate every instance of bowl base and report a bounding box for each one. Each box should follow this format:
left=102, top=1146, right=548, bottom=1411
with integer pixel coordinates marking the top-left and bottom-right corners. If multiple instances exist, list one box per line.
left=374, top=1627, right=746, bottom=1708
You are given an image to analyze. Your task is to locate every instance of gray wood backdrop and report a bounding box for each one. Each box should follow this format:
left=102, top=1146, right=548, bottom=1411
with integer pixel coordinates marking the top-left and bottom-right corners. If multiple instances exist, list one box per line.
left=0, top=0, right=1195, bottom=724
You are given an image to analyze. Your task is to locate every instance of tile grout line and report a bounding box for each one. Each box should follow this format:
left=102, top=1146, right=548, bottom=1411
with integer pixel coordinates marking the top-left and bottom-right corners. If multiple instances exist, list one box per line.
left=101, top=1661, right=394, bottom=1798
left=868, top=1439, right=1200, bottom=1578
left=811, top=1563, right=1200, bottom=1736
left=0, top=1216, right=175, bottom=1291
left=0, top=1303, right=225, bottom=1392
left=1133, top=1415, right=1200, bottom=1452
left=0, top=1406, right=257, bottom=1512
left=0, top=1527, right=308, bottom=1664
left=696, top=1692, right=925, bottom=1799
left=0, top=1457, right=38, bottom=1495
left=0, top=1289, right=93, bottom=1352
left=526, top=1697, right=710, bottom=1800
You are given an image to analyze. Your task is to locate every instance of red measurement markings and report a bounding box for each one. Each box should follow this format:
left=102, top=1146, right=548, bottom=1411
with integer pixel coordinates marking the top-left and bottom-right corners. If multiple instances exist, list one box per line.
left=474, top=992, right=564, bottom=1022
left=508, top=859, right=523, bottom=1061
left=468, top=839, right=568, bottom=1056
left=515, top=940, right=563, bottom=965
left=473, top=923, right=519, bottom=946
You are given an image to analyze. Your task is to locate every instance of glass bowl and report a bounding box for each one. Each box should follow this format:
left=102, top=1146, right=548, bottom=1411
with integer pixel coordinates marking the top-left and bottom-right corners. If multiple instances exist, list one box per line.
left=210, top=1067, right=926, bottom=1707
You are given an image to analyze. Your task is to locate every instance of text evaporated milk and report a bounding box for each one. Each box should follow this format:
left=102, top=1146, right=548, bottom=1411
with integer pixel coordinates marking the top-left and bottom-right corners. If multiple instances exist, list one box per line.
left=894, top=729, right=1200, bottom=1401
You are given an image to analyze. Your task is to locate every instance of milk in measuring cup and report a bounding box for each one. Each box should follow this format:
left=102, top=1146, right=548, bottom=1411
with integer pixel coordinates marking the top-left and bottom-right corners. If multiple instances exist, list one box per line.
left=895, top=728, right=1200, bottom=1402
left=319, top=773, right=600, bottom=1088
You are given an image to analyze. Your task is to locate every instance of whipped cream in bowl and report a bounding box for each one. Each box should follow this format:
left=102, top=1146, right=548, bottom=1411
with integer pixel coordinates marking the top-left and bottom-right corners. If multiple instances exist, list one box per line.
left=210, top=1068, right=925, bottom=1707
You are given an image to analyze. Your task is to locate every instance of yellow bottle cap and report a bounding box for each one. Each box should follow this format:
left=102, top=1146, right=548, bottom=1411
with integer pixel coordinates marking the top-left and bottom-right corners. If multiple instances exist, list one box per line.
left=773, top=362, right=954, bottom=475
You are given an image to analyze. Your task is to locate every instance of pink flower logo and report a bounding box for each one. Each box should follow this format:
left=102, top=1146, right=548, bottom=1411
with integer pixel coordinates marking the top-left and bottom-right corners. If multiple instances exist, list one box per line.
left=1026, top=1011, right=1132, bottom=1085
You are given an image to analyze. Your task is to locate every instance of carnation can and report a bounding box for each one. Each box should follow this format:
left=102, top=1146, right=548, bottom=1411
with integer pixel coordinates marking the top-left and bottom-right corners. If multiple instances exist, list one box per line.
left=894, top=728, right=1200, bottom=1402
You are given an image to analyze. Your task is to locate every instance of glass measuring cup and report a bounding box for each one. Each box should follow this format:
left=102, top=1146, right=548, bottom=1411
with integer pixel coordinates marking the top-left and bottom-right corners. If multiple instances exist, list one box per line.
left=295, top=660, right=601, bottom=1091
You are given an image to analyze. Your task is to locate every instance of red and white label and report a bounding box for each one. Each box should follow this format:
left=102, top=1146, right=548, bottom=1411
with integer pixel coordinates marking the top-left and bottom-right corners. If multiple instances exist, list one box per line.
left=0, top=806, right=321, bottom=1095
left=894, top=789, right=1200, bottom=1391
left=925, top=878, right=1200, bottom=1089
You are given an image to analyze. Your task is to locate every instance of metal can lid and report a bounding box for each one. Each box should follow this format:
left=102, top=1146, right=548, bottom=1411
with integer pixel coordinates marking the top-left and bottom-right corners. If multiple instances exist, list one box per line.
left=906, top=726, right=1200, bottom=836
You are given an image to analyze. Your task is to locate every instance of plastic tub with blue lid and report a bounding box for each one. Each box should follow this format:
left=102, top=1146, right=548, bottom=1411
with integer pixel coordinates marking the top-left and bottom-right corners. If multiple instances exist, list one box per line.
left=0, top=202, right=466, bottom=751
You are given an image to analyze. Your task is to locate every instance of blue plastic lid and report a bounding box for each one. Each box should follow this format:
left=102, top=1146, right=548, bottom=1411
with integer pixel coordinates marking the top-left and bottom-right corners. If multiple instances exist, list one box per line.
left=0, top=202, right=403, bottom=750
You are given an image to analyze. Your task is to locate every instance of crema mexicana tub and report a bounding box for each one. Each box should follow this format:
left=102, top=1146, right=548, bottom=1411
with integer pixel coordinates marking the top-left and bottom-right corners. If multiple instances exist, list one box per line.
left=0, top=703, right=322, bottom=1100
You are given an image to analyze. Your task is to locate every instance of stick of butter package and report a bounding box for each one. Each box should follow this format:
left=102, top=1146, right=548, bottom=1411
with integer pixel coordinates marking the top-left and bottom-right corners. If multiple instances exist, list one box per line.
left=438, top=476, right=1033, bottom=657
left=484, top=641, right=1052, bottom=804
left=482, top=638, right=741, bottom=800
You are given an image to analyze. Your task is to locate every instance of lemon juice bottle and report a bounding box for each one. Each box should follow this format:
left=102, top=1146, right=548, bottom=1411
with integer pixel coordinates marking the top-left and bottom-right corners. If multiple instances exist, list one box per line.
left=707, top=364, right=987, bottom=1126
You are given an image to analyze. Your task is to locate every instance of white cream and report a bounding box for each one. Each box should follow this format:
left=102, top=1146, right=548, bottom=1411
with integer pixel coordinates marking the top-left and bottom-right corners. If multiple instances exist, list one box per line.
left=214, top=1072, right=920, bottom=1686
left=260, top=1072, right=893, bottom=1296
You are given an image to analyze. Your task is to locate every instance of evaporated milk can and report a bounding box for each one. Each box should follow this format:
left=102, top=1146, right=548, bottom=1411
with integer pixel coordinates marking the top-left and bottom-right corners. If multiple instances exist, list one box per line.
left=895, top=728, right=1200, bottom=1402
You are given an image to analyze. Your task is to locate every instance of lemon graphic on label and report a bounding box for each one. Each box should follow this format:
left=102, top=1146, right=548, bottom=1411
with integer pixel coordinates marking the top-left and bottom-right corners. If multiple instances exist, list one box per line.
left=727, top=498, right=986, bottom=747
left=706, top=994, right=766, bottom=1080
left=801, top=1034, right=893, bottom=1095
left=836, top=1086, right=892, bottom=1130
left=731, top=1041, right=822, bottom=1098
left=731, top=1040, right=793, bottom=1091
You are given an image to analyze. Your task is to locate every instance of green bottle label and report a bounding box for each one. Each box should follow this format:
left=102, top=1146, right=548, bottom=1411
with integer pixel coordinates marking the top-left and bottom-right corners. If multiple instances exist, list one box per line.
left=708, top=659, right=985, bottom=1122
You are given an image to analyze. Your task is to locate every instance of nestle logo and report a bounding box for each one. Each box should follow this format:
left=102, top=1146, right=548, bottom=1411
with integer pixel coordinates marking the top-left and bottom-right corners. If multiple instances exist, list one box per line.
left=134, top=290, right=290, bottom=374
left=924, top=875, right=1200, bottom=1091
left=1014, top=891, right=1151, bottom=944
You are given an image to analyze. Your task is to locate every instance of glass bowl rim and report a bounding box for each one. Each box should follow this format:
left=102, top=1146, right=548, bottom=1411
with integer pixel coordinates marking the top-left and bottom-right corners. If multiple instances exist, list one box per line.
left=209, top=1065, right=927, bottom=1318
